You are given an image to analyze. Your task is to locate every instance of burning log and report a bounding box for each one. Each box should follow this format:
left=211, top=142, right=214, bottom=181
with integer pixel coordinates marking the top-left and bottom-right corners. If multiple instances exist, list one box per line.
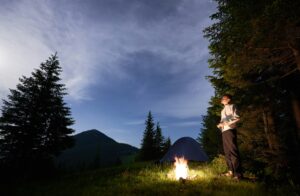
left=179, top=177, right=186, bottom=184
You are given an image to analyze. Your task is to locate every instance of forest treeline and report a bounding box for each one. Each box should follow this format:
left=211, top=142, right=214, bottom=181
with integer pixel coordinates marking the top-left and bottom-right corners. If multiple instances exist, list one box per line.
left=138, top=111, right=171, bottom=161
left=199, top=0, right=300, bottom=183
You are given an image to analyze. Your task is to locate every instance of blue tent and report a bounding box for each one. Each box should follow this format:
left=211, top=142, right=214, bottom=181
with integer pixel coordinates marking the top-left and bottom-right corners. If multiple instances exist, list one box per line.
left=160, top=137, right=209, bottom=162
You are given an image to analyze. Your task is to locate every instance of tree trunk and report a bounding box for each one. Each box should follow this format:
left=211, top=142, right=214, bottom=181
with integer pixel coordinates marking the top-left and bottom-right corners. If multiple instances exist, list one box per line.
left=291, top=93, right=300, bottom=139
left=262, top=109, right=280, bottom=151
left=294, top=49, right=300, bottom=71
left=262, top=110, right=274, bottom=150
left=287, top=23, right=300, bottom=70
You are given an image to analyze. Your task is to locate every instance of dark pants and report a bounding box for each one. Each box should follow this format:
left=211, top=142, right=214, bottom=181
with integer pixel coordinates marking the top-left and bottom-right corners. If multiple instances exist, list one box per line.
left=222, top=129, right=242, bottom=176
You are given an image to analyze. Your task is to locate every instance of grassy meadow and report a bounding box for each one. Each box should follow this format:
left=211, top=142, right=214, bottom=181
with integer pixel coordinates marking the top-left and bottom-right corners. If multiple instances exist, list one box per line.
left=1, top=156, right=299, bottom=196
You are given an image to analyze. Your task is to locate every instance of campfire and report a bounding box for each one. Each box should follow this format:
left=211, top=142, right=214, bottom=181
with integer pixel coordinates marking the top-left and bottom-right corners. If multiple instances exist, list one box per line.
left=166, top=156, right=198, bottom=181
left=174, top=156, right=189, bottom=180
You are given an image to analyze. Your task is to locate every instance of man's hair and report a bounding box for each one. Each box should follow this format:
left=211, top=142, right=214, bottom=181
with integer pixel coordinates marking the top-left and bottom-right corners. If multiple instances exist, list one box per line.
left=222, top=94, right=232, bottom=100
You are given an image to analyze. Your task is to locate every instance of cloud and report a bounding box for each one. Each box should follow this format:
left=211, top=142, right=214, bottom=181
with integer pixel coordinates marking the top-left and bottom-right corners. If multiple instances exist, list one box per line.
left=152, top=88, right=213, bottom=119
left=0, top=0, right=97, bottom=101
left=0, top=0, right=217, bottom=146
left=124, top=120, right=145, bottom=126
left=172, top=121, right=201, bottom=127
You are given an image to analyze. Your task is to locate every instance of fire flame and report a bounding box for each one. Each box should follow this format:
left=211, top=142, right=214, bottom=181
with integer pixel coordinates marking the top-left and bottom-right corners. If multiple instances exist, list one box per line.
left=174, top=156, right=188, bottom=180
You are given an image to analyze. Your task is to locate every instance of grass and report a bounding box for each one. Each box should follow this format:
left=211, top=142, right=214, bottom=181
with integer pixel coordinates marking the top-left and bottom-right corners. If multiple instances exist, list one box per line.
left=1, top=158, right=299, bottom=196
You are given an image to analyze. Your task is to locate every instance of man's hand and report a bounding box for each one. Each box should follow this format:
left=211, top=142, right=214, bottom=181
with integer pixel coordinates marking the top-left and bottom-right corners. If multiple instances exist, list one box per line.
left=217, top=123, right=224, bottom=129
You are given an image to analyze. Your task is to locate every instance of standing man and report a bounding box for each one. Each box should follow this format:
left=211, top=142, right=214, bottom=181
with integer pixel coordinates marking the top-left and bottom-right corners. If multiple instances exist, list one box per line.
left=217, top=94, right=243, bottom=180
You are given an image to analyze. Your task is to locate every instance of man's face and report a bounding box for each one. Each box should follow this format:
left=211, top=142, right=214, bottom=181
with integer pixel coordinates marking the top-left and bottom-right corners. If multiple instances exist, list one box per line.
left=221, top=96, right=230, bottom=105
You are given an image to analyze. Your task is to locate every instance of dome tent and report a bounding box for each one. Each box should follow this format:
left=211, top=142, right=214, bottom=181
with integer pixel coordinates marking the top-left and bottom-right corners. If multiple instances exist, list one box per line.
left=160, top=137, right=209, bottom=162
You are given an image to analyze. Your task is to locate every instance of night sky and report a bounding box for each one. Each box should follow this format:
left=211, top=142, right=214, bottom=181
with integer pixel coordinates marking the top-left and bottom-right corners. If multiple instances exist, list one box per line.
left=0, top=0, right=217, bottom=147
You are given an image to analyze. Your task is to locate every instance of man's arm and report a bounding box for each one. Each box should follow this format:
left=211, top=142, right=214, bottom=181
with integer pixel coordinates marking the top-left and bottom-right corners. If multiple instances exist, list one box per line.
left=225, top=104, right=240, bottom=126
left=225, top=118, right=240, bottom=126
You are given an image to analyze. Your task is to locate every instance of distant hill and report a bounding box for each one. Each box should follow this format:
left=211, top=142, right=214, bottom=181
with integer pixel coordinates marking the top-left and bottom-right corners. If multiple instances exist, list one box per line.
left=56, top=129, right=139, bottom=169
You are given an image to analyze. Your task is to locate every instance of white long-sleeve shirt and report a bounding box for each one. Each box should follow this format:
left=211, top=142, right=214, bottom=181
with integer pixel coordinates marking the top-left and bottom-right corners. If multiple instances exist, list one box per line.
left=220, top=104, right=240, bottom=132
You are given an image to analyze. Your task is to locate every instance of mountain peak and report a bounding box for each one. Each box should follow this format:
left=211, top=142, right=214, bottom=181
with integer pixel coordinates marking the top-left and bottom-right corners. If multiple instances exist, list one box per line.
left=79, top=129, right=104, bottom=135
left=75, top=129, right=117, bottom=144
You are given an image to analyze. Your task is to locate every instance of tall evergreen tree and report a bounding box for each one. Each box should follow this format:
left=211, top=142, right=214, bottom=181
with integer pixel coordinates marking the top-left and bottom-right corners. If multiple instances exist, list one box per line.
left=153, top=122, right=164, bottom=159
left=0, top=54, right=74, bottom=175
left=203, top=0, right=300, bottom=182
left=139, top=111, right=155, bottom=161
left=162, top=137, right=171, bottom=155
left=198, top=97, right=223, bottom=159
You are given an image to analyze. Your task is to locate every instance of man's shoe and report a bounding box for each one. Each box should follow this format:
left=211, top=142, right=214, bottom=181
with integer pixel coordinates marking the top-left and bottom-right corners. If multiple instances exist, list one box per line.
left=233, top=174, right=242, bottom=181
left=220, top=171, right=233, bottom=177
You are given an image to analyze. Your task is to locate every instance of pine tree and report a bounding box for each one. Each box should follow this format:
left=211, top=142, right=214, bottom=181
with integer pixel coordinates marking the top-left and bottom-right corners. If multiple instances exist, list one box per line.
left=203, top=0, right=300, bottom=182
left=162, top=137, right=171, bottom=155
left=153, top=122, right=164, bottom=159
left=139, top=111, right=155, bottom=161
left=0, top=54, right=74, bottom=175
left=198, top=107, right=223, bottom=158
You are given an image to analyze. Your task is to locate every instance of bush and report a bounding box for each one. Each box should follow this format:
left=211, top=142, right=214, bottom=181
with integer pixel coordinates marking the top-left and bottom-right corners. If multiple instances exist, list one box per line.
left=210, top=154, right=227, bottom=174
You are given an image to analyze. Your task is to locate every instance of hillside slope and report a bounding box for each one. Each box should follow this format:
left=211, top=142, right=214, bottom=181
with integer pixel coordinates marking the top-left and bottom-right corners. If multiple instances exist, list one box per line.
left=2, top=160, right=297, bottom=196
left=56, top=129, right=139, bottom=169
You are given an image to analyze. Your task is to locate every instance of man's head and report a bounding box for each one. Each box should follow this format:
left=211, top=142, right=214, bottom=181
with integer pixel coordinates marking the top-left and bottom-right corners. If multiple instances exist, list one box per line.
left=221, top=94, right=232, bottom=105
